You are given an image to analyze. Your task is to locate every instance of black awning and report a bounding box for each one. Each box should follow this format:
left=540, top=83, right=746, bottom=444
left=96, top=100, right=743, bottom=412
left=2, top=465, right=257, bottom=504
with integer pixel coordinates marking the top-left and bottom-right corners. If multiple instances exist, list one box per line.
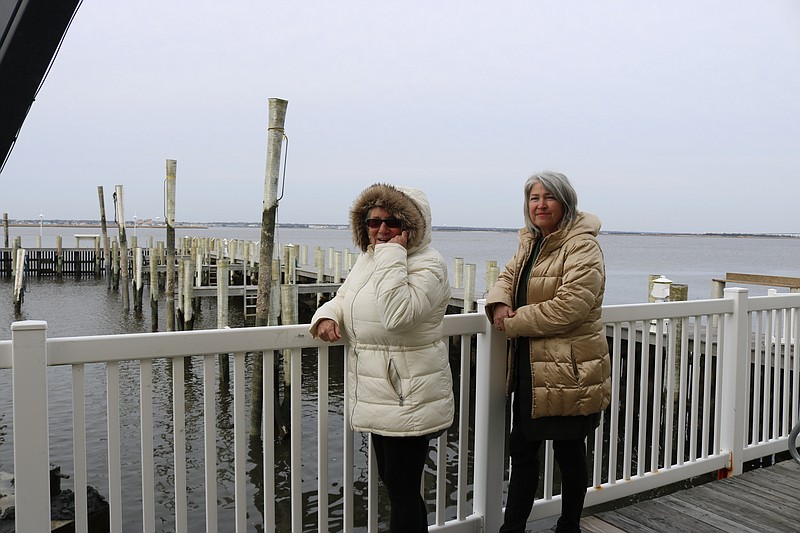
left=0, top=0, right=81, bottom=172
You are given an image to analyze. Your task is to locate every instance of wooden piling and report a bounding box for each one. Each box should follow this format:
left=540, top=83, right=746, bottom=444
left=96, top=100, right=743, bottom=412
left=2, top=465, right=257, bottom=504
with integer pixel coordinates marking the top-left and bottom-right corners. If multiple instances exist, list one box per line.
left=269, top=258, right=281, bottom=325
left=486, top=260, right=499, bottom=290
left=454, top=257, right=464, bottom=289
left=183, top=258, right=194, bottom=331
left=315, top=247, right=325, bottom=306
left=98, top=186, right=111, bottom=287
left=464, top=263, right=476, bottom=313
left=176, top=258, right=185, bottom=331
left=217, top=259, right=230, bottom=327
left=166, top=159, right=177, bottom=331
left=55, top=236, right=63, bottom=279
left=149, top=247, right=159, bottom=331
left=252, top=97, right=289, bottom=436
left=114, top=185, right=130, bottom=311
left=133, top=247, right=143, bottom=314
left=280, top=283, right=298, bottom=388
left=94, top=234, right=101, bottom=277
left=334, top=251, right=342, bottom=283
left=11, top=238, right=20, bottom=277
left=111, top=239, right=120, bottom=289
left=2, top=213, right=8, bottom=248
left=13, top=248, right=25, bottom=313
left=285, top=244, right=297, bottom=284
left=217, top=258, right=231, bottom=381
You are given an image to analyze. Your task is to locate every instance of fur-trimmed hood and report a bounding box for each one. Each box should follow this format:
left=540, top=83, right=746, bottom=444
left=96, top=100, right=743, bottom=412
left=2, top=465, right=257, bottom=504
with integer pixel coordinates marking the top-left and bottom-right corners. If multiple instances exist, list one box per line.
left=349, top=183, right=432, bottom=253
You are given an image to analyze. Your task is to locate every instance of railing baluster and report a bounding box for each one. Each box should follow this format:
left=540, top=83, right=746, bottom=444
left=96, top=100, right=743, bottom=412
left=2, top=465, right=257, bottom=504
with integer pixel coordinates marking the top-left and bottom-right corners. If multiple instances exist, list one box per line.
left=637, top=319, right=651, bottom=477
left=792, top=307, right=800, bottom=426
left=435, top=433, right=447, bottom=526
left=367, top=436, right=378, bottom=532
left=752, top=311, right=763, bottom=445
left=689, top=315, right=702, bottom=462
left=233, top=351, right=247, bottom=531
left=713, top=315, right=725, bottom=453
left=263, top=349, right=276, bottom=532
left=72, top=363, right=89, bottom=533
left=763, top=310, right=773, bottom=442
left=317, top=345, right=329, bottom=533
left=202, top=354, right=218, bottom=533
left=106, top=360, right=123, bottom=532
left=172, top=356, right=188, bottom=533
left=608, top=323, right=622, bottom=483
left=651, top=318, right=665, bottom=472
left=290, top=346, right=303, bottom=531
left=140, top=359, right=155, bottom=533
left=701, top=315, right=714, bottom=459
left=623, top=320, right=636, bottom=480
left=664, top=319, right=677, bottom=469
left=781, top=307, right=791, bottom=436
left=456, top=333, right=471, bottom=521
left=677, top=317, right=690, bottom=466
left=343, top=346, right=355, bottom=532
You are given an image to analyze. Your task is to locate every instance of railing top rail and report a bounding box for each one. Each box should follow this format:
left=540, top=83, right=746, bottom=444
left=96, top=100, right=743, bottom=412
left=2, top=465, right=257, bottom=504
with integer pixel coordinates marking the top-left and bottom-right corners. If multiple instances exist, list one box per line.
left=746, top=292, right=800, bottom=311
left=601, top=297, right=733, bottom=323
left=0, top=312, right=490, bottom=368
left=3, top=290, right=798, bottom=368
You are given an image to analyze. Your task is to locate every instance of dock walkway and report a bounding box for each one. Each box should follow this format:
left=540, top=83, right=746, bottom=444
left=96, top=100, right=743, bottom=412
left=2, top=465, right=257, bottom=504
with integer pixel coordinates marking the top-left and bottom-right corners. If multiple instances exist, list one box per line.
left=550, top=460, right=800, bottom=533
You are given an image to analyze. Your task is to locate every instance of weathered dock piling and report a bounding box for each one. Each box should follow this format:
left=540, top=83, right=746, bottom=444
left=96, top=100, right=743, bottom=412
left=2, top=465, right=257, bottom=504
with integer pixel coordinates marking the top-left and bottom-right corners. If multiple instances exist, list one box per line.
left=114, top=185, right=131, bottom=311
left=98, top=186, right=112, bottom=286
left=13, top=248, right=25, bottom=313
left=165, top=159, right=177, bottom=331
left=252, top=97, right=289, bottom=437
left=149, top=247, right=159, bottom=331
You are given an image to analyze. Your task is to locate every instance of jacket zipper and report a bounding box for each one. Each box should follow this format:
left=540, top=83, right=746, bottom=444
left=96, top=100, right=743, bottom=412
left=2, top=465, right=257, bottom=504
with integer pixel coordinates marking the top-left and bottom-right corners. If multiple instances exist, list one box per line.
left=387, top=358, right=404, bottom=406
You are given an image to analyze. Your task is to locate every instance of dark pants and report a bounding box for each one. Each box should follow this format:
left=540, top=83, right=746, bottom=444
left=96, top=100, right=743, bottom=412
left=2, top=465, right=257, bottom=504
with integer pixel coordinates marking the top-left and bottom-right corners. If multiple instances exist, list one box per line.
left=371, top=433, right=430, bottom=533
left=499, top=426, right=589, bottom=533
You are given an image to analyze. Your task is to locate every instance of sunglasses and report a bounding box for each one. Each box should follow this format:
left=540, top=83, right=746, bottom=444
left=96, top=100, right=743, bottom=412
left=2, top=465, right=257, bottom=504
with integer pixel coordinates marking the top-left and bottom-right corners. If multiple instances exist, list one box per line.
left=365, top=218, right=403, bottom=229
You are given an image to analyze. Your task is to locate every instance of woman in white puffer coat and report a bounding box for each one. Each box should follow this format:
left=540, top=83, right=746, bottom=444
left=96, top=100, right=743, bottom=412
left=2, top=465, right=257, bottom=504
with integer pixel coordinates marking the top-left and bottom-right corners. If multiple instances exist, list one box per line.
left=310, top=183, right=454, bottom=533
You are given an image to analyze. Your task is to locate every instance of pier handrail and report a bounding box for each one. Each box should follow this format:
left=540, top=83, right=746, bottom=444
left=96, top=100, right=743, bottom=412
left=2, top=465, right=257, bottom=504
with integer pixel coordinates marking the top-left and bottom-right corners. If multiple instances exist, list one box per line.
left=3, top=288, right=800, bottom=532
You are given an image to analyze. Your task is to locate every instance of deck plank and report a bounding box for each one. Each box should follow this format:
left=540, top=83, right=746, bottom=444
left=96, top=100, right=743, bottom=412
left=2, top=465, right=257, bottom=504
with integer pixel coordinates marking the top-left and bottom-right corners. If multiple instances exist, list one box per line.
left=570, top=460, right=800, bottom=533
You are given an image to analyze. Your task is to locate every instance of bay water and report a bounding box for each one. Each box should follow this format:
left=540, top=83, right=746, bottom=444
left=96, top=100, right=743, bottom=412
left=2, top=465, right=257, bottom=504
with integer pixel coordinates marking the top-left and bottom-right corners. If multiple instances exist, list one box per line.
left=1, top=226, right=799, bottom=531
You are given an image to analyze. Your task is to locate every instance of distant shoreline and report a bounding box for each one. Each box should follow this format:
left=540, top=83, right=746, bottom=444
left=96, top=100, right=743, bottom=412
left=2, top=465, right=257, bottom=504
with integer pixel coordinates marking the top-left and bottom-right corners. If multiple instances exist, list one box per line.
left=6, top=223, right=208, bottom=229
left=4, top=222, right=798, bottom=239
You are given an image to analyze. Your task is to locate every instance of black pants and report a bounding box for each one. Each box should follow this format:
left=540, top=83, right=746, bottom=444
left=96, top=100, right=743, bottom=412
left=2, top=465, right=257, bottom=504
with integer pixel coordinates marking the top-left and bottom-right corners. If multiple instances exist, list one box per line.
left=371, top=433, right=430, bottom=532
left=499, top=427, right=589, bottom=533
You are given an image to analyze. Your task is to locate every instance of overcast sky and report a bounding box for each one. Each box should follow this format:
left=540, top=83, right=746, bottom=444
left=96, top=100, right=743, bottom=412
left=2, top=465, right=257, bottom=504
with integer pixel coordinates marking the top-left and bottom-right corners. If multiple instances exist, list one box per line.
left=3, top=0, right=799, bottom=233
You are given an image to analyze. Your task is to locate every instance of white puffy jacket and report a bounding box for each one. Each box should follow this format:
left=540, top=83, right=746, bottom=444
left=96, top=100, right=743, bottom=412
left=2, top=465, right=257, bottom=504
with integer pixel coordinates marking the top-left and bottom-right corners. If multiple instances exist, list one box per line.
left=309, top=184, right=454, bottom=437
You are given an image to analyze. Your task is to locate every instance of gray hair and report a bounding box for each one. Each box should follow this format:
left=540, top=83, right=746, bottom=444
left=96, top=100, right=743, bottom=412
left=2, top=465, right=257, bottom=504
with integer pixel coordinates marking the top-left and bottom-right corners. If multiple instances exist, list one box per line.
left=522, top=171, right=578, bottom=237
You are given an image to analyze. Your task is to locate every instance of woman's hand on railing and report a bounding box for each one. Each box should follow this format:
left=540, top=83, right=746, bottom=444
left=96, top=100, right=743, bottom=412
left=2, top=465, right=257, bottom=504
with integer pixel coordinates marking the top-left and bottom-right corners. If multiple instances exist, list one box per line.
left=316, top=319, right=341, bottom=342
left=492, top=304, right=515, bottom=332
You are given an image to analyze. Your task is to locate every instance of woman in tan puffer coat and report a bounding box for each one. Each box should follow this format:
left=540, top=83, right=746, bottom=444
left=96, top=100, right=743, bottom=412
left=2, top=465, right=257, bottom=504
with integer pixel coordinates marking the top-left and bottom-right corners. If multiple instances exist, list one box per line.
left=485, top=171, right=610, bottom=533
left=310, top=183, right=453, bottom=532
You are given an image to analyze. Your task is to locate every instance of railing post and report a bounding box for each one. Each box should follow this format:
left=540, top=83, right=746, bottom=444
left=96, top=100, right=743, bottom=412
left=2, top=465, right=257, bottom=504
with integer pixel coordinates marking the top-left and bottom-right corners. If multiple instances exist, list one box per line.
left=11, top=320, right=51, bottom=532
left=473, top=300, right=507, bottom=531
left=720, top=288, right=748, bottom=476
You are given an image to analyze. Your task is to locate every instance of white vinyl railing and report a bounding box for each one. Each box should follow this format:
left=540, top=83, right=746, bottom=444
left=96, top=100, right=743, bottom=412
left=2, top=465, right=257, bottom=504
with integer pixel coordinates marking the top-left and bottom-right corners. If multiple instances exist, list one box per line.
left=1, top=288, right=799, bottom=532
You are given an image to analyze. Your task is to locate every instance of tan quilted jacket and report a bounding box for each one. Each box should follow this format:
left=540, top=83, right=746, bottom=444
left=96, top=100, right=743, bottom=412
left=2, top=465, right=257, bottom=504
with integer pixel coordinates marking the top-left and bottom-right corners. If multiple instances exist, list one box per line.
left=485, top=212, right=611, bottom=418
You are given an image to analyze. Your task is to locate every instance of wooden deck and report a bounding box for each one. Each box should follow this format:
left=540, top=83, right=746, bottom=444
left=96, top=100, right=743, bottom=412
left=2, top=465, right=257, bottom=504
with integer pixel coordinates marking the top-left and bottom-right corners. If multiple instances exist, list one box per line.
left=531, top=459, right=800, bottom=532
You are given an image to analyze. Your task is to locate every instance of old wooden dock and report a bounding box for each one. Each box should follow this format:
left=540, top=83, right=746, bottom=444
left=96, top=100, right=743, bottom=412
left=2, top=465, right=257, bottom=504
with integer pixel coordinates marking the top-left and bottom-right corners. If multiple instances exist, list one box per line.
left=532, top=459, right=800, bottom=533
